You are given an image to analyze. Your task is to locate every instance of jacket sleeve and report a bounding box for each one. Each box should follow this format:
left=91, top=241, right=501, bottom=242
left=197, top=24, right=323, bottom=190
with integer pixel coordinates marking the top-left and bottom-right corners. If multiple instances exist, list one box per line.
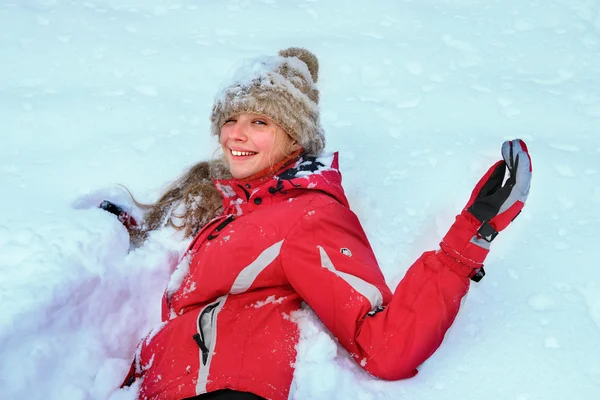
left=280, top=201, right=470, bottom=380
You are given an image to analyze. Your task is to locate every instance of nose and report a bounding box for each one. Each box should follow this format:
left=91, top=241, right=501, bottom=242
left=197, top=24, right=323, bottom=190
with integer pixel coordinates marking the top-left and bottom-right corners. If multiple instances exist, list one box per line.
left=228, top=121, right=247, bottom=142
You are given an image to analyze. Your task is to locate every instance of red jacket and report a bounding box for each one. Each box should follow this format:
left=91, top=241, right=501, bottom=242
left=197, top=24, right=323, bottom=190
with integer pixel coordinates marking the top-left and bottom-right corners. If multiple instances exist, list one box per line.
left=131, top=153, right=471, bottom=400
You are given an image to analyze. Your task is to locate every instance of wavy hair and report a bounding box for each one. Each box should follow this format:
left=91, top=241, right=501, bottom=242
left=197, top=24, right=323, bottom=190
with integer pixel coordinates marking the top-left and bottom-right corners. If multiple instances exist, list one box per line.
left=129, top=157, right=231, bottom=247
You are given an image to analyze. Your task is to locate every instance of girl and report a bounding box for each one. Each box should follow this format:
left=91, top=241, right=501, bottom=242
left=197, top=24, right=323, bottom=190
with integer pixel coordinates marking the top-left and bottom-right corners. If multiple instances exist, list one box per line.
left=109, top=47, right=532, bottom=400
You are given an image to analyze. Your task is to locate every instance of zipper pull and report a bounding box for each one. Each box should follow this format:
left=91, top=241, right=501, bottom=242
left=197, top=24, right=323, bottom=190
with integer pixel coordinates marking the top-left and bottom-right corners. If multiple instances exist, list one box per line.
left=207, top=214, right=235, bottom=240
left=192, top=333, right=209, bottom=365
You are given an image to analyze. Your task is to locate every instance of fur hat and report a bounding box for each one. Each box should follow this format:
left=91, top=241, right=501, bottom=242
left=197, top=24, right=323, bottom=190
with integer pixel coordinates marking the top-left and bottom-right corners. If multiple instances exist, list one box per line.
left=210, top=47, right=325, bottom=156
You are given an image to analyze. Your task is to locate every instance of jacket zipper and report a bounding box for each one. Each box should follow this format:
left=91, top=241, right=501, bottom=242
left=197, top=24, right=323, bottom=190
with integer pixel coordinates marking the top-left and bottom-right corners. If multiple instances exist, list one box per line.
left=207, top=214, right=235, bottom=240
left=192, top=297, right=225, bottom=366
left=185, top=214, right=229, bottom=254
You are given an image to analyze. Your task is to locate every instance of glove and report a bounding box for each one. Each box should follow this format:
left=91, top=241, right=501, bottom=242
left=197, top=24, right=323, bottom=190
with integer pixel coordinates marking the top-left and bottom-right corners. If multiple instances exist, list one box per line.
left=440, top=139, right=532, bottom=281
left=99, top=200, right=139, bottom=233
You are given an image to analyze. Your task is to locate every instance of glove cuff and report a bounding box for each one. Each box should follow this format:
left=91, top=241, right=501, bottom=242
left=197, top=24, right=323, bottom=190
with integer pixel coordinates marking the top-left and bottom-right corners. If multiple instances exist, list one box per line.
left=441, top=212, right=489, bottom=268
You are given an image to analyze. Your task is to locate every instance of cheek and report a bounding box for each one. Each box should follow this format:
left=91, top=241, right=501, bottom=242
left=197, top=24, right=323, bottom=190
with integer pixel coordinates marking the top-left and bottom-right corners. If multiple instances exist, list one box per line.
left=219, top=129, right=229, bottom=146
left=252, top=132, right=276, bottom=153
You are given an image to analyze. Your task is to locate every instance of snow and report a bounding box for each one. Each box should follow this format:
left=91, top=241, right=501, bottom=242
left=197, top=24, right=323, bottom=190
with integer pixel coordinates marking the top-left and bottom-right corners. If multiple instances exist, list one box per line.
left=251, top=295, right=286, bottom=308
left=1, top=0, right=599, bottom=399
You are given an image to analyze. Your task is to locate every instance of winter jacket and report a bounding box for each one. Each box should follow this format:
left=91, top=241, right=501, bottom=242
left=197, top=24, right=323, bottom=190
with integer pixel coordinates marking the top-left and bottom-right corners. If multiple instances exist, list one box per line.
left=130, top=153, right=471, bottom=400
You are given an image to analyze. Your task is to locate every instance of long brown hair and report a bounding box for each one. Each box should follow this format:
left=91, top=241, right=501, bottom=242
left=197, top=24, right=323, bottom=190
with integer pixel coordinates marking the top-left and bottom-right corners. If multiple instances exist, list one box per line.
left=129, top=157, right=231, bottom=247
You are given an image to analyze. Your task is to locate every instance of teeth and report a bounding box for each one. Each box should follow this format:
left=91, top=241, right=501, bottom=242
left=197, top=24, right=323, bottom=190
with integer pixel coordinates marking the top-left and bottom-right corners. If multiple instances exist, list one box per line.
left=231, top=150, right=256, bottom=156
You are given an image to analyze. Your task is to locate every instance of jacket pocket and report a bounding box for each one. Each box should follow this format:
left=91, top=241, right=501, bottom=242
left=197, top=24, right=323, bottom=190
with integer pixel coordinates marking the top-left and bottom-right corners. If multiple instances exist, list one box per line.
left=192, top=298, right=225, bottom=366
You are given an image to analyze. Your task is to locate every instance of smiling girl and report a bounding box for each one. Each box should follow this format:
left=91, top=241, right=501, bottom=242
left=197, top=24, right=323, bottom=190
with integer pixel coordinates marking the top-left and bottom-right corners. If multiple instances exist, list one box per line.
left=111, top=48, right=532, bottom=400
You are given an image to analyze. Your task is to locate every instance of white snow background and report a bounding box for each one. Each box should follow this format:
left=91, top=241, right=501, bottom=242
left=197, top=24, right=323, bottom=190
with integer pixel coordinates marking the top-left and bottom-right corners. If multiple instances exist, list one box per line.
left=1, top=0, right=599, bottom=399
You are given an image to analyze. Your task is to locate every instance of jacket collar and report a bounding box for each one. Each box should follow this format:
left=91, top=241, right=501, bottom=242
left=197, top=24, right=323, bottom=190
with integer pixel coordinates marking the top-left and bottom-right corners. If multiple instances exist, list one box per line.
left=214, top=152, right=349, bottom=216
left=238, top=149, right=303, bottom=183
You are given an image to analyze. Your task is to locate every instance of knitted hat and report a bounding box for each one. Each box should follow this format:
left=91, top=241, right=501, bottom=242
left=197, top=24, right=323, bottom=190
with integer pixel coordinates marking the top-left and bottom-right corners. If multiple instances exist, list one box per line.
left=210, top=47, right=325, bottom=156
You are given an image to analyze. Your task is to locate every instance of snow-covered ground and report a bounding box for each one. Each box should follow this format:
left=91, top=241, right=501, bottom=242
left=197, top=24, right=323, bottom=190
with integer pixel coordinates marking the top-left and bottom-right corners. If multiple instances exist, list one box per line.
left=1, top=0, right=599, bottom=398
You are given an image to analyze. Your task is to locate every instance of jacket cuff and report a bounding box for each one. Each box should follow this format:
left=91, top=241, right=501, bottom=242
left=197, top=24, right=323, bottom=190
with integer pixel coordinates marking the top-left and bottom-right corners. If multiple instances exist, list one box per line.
left=436, top=246, right=477, bottom=278
left=441, top=213, right=489, bottom=266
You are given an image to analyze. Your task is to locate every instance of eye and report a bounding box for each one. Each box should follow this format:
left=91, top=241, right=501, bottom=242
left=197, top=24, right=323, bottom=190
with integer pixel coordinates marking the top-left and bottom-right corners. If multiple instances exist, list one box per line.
left=253, top=119, right=267, bottom=126
left=224, top=118, right=236, bottom=124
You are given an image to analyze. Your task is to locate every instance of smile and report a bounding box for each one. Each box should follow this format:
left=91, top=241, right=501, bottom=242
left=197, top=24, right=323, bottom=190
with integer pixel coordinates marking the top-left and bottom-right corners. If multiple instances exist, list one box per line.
left=231, top=150, right=257, bottom=157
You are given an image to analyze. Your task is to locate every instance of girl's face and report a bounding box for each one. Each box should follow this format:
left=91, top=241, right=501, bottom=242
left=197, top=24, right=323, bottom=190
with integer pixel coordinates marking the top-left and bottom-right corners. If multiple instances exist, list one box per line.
left=220, top=113, right=300, bottom=179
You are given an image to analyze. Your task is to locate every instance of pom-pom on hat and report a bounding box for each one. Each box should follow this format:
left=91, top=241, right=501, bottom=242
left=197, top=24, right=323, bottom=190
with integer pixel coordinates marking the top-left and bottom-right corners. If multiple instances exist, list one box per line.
left=210, top=47, right=325, bottom=156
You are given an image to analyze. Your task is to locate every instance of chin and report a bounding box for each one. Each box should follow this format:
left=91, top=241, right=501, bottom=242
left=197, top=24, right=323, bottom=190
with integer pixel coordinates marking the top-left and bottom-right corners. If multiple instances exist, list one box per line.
left=229, top=166, right=254, bottom=180
left=231, top=171, right=250, bottom=179
left=227, top=158, right=265, bottom=180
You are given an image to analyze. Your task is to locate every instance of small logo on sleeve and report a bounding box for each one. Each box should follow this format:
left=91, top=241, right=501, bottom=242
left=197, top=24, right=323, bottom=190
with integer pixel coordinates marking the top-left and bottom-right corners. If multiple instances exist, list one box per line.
left=340, top=248, right=352, bottom=257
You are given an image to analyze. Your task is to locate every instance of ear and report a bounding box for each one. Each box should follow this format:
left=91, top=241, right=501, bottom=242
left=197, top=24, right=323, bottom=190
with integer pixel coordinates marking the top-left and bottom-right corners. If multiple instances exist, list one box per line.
left=290, top=140, right=302, bottom=152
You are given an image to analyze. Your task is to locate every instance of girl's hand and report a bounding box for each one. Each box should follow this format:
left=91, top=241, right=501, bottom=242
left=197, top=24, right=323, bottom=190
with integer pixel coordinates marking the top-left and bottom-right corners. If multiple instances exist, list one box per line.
left=99, top=200, right=139, bottom=234
left=440, top=139, right=532, bottom=281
